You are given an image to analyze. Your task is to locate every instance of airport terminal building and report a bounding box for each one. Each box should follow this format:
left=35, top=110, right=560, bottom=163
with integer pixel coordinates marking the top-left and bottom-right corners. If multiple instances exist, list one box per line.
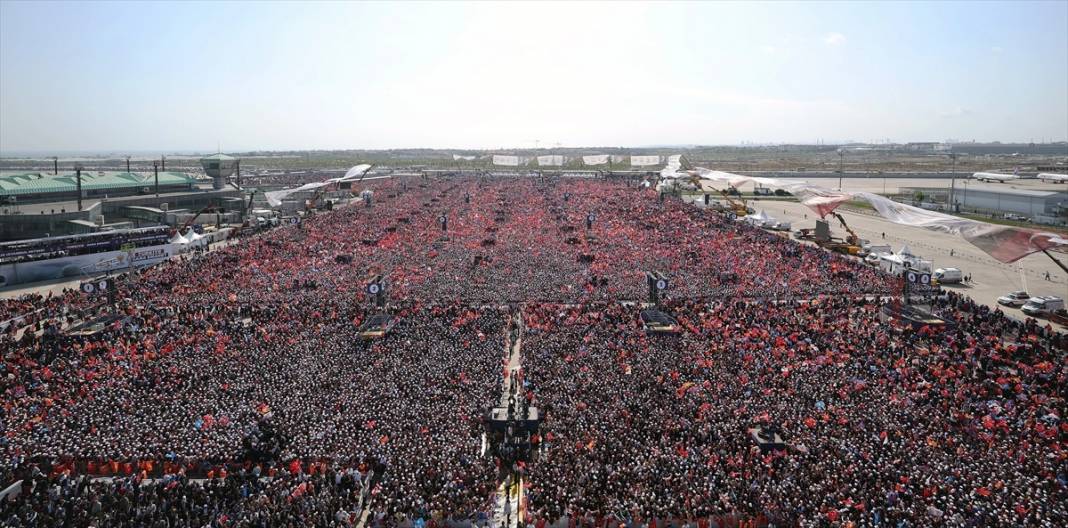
left=0, top=168, right=242, bottom=241
left=899, top=185, right=1068, bottom=224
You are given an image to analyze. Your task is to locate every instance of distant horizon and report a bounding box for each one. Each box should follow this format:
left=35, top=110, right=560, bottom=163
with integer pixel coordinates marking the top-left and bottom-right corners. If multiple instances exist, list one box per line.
left=2, top=1, right=1065, bottom=152
left=3, top=138, right=1068, bottom=159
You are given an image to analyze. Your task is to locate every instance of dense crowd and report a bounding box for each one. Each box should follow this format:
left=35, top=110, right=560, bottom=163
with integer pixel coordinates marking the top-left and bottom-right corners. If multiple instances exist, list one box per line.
left=522, top=296, right=1066, bottom=526
left=0, top=176, right=1063, bottom=526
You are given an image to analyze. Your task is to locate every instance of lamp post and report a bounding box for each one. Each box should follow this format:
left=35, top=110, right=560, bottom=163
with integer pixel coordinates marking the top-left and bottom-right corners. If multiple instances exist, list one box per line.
left=153, top=160, right=160, bottom=197
left=837, top=149, right=844, bottom=191
left=160, top=155, right=166, bottom=171
left=962, top=179, right=968, bottom=212
left=949, top=152, right=958, bottom=211
left=125, top=155, right=131, bottom=173
left=74, top=163, right=84, bottom=211
left=52, top=156, right=58, bottom=175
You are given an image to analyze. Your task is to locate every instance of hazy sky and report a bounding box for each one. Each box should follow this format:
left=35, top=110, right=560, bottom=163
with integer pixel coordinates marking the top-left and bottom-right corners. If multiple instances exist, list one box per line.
left=1, top=0, right=1066, bottom=152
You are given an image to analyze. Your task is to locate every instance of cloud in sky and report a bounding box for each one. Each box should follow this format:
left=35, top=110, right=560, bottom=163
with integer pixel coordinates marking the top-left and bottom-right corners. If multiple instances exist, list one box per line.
left=823, top=32, right=847, bottom=46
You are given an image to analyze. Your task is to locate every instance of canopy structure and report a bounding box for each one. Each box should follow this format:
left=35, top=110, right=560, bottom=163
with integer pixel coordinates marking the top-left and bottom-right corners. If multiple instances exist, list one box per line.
left=264, top=164, right=373, bottom=207
left=659, top=158, right=1068, bottom=263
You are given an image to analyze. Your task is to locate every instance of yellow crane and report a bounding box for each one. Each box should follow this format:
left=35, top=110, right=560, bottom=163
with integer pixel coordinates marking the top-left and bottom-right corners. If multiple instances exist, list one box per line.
left=817, top=212, right=862, bottom=255
left=718, top=188, right=751, bottom=216
left=832, top=212, right=862, bottom=247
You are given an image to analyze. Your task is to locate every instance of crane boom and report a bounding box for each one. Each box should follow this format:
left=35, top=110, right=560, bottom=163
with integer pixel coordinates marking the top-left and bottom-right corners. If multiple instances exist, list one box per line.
left=831, top=212, right=860, bottom=245
left=717, top=188, right=750, bottom=216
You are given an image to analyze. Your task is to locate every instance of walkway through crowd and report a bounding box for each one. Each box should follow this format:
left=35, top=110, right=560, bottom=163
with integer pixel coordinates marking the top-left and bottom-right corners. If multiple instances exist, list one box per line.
left=493, top=309, right=525, bottom=528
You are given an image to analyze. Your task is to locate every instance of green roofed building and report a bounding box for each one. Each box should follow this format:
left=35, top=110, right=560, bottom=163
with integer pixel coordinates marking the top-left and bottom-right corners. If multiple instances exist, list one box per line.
left=0, top=171, right=198, bottom=204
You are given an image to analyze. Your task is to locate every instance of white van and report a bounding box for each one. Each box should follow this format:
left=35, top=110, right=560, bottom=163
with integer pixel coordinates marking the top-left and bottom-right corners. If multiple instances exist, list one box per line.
left=933, top=268, right=963, bottom=284
left=1022, top=296, right=1065, bottom=317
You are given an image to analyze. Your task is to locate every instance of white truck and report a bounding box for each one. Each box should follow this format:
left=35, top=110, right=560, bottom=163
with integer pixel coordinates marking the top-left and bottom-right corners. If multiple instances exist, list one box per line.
left=933, top=268, right=963, bottom=284
left=1022, top=296, right=1065, bottom=317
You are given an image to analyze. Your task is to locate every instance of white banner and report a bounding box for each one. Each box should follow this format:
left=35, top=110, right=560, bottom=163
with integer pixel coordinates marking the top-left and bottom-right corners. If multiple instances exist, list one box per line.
left=630, top=155, right=661, bottom=167
left=493, top=155, right=521, bottom=167
left=582, top=155, right=609, bottom=166
left=611, top=155, right=626, bottom=164
left=536, top=155, right=564, bottom=166
left=452, top=154, right=477, bottom=161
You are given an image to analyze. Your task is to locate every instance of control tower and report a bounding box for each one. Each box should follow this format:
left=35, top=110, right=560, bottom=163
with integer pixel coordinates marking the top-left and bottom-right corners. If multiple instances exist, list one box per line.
left=200, top=153, right=238, bottom=190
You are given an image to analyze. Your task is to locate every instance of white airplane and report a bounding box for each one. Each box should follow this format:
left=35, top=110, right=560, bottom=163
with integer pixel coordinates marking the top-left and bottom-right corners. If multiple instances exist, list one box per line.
left=1038, top=172, right=1068, bottom=183
left=972, top=168, right=1019, bottom=183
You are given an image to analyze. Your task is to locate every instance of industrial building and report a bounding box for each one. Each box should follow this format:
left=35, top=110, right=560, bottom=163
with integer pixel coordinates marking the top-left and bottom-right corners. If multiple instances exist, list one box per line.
left=0, top=170, right=199, bottom=204
left=898, top=185, right=1068, bottom=224
left=0, top=155, right=246, bottom=241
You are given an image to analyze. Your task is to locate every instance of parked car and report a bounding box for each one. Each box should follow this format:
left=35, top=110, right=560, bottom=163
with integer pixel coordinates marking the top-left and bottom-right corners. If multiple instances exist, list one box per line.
left=997, top=291, right=1032, bottom=307
left=933, top=267, right=963, bottom=284
left=1022, top=296, right=1065, bottom=317
left=1049, top=308, right=1068, bottom=326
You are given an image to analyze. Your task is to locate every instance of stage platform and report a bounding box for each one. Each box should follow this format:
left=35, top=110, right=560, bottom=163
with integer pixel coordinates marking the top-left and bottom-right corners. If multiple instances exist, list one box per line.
left=640, top=308, right=680, bottom=334
left=358, top=313, right=395, bottom=339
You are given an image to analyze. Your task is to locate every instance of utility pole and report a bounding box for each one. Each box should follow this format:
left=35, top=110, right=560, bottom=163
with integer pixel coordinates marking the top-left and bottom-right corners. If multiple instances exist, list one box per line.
left=949, top=152, right=958, bottom=211
left=153, top=160, right=160, bottom=197
left=837, top=149, right=845, bottom=191
left=75, top=164, right=84, bottom=211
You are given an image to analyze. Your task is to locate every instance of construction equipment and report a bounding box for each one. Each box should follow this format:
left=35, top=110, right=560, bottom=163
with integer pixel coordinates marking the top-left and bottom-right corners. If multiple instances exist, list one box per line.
left=831, top=212, right=862, bottom=247
left=812, top=215, right=861, bottom=255
left=305, top=185, right=333, bottom=212
left=718, top=188, right=752, bottom=216
left=172, top=204, right=223, bottom=236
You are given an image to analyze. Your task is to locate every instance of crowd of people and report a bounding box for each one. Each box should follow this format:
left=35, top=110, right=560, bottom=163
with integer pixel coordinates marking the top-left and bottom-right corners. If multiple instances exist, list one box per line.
left=521, top=296, right=1066, bottom=526
left=0, top=176, right=1063, bottom=526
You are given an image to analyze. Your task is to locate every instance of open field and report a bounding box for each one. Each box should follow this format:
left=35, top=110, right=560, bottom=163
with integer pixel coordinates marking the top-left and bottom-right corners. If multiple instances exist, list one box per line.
left=745, top=199, right=1068, bottom=317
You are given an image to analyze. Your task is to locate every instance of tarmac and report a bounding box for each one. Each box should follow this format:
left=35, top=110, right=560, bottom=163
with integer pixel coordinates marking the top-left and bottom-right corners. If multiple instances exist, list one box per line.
left=744, top=199, right=1068, bottom=321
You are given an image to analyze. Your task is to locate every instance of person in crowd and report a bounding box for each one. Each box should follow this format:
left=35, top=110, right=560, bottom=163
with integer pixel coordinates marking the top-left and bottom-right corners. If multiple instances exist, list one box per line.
left=0, top=177, right=1062, bottom=526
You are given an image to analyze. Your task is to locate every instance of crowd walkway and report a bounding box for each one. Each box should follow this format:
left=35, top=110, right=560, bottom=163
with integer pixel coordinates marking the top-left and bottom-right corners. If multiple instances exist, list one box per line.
left=493, top=309, right=525, bottom=528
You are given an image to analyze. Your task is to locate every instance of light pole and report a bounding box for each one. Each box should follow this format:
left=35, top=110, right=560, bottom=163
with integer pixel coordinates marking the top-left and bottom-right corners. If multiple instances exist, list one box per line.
left=52, top=156, right=58, bottom=175
left=125, top=155, right=131, bottom=173
left=949, top=152, right=958, bottom=211
left=837, top=149, right=844, bottom=191
left=74, top=163, right=84, bottom=211
left=153, top=160, right=160, bottom=197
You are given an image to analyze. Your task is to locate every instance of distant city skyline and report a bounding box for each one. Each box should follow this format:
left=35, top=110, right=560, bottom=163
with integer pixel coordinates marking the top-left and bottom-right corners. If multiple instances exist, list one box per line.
left=1, top=1, right=1066, bottom=153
